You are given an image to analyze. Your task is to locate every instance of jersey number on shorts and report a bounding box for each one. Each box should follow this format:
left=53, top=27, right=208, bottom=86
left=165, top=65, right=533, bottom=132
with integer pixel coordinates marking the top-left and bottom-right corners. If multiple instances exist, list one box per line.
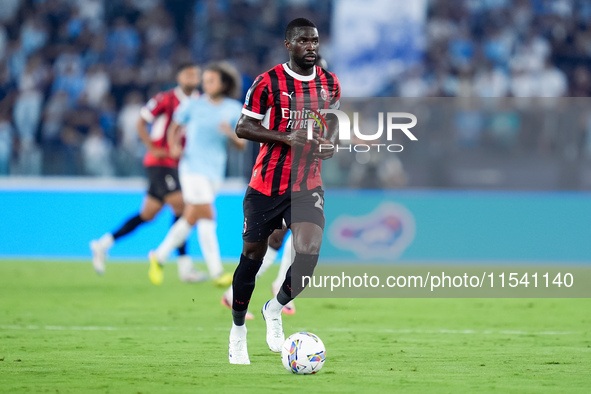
left=312, top=192, right=324, bottom=211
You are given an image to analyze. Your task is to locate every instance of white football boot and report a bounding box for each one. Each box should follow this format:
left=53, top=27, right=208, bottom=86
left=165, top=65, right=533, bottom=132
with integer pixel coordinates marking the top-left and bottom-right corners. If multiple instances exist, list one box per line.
left=229, top=325, right=250, bottom=365
left=261, top=300, right=284, bottom=352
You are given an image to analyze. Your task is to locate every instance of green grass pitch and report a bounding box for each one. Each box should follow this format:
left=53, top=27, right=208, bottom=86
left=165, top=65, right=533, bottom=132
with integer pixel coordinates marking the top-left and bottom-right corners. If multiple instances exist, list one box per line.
left=1, top=260, right=590, bottom=393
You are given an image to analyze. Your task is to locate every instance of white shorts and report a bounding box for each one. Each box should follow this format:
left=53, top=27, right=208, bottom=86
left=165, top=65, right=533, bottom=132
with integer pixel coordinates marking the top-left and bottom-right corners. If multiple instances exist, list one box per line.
left=179, top=173, right=220, bottom=205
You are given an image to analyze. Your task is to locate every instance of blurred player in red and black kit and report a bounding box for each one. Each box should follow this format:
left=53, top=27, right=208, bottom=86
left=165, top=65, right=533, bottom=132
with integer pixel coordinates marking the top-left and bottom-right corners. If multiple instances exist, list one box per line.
left=90, top=63, right=203, bottom=282
left=228, top=18, right=341, bottom=364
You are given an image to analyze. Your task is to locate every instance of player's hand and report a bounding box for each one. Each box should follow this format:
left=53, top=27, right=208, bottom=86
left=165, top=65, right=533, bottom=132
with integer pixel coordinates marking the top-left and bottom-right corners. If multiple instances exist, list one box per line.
left=150, top=146, right=168, bottom=159
left=169, top=144, right=183, bottom=159
left=313, top=137, right=335, bottom=160
left=285, top=129, right=315, bottom=147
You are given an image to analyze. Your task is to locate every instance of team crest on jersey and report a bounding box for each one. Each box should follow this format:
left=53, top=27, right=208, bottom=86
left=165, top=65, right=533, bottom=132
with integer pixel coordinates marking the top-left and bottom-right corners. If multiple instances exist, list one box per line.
left=245, top=87, right=252, bottom=105
left=320, top=88, right=328, bottom=101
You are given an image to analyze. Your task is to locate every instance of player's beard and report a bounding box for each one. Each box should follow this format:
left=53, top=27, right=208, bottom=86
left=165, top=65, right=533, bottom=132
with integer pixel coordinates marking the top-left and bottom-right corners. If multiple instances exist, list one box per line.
left=293, top=55, right=316, bottom=72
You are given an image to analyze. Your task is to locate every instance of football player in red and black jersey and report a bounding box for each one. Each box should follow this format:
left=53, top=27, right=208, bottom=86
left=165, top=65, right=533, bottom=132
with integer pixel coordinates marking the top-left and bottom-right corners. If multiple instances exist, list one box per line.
left=90, top=63, right=203, bottom=282
left=228, top=18, right=341, bottom=364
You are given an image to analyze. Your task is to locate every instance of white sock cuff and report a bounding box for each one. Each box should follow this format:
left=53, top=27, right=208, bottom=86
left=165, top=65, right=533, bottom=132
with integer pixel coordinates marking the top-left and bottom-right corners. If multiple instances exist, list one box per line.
left=155, top=217, right=193, bottom=262
left=176, top=217, right=193, bottom=232
left=267, top=297, right=284, bottom=316
left=231, top=322, right=247, bottom=336
left=197, top=218, right=216, bottom=229
left=196, top=218, right=223, bottom=278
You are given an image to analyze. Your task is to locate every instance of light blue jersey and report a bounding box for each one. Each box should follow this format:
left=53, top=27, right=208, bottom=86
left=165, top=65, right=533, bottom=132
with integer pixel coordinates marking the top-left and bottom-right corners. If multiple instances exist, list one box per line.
left=173, top=96, right=242, bottom=181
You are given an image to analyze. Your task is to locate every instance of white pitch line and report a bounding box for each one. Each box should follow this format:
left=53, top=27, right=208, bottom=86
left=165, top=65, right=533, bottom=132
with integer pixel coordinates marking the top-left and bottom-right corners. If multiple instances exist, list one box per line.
left=0, top=325, right=579, bottom=336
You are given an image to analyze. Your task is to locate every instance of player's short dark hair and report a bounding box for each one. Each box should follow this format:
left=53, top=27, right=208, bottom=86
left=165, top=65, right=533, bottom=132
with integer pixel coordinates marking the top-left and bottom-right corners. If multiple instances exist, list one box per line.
left=176, top=62, right=199, bottom=75
left=285, top=18, right=317, bottom=41
left=205, top=61, right=242, bottom=99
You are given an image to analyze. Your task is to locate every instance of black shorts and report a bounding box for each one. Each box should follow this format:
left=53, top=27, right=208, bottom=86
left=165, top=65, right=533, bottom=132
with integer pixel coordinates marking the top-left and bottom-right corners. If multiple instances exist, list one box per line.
left=242, top=186, right=325, bottom=243
left=146, top=166, right=181, bottom=202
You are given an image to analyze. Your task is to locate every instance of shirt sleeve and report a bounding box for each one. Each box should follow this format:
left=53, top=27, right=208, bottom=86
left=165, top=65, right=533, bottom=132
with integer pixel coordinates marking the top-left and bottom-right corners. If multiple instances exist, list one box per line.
left=140, top=92, right=167, bottom=123
left=242, top=74, right=270, bottom=120
left=173, top=99, right=191, bottom=125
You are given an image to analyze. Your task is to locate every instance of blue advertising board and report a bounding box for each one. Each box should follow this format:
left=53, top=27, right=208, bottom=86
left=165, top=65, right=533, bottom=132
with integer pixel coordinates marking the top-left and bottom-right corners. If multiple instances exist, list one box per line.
left=1, top=188, right=590, bottom=263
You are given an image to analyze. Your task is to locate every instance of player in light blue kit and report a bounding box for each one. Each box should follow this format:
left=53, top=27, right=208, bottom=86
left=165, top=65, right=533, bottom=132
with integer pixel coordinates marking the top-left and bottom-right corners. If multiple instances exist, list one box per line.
left=149, top=62, right=246, bottom=286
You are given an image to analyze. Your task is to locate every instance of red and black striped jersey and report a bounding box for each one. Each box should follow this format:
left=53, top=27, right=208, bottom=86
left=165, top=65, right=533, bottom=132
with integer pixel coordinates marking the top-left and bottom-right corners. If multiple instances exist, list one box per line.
left=139, top=87, right=199, bottom=168
left=242, top=63, right=341, bottom=196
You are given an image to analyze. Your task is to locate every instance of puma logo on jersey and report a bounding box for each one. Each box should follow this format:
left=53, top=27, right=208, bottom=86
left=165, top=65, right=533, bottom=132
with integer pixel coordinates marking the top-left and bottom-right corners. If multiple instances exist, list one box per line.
left=282, top=91, right=295, bottom=100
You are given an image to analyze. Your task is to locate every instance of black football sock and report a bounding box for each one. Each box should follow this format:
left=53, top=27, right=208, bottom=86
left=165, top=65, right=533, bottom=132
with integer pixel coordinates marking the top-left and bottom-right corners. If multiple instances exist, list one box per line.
left=281, top=253, right=319, bottom=300
left=276, top=286, right=292, bottom=306
left=112, top=214, right=145, bottom=240
left=231, top=254, right=263, bottom=325
left=174, top=215, right=188, bottom=256
left=232, top=309, right=248, bottom=327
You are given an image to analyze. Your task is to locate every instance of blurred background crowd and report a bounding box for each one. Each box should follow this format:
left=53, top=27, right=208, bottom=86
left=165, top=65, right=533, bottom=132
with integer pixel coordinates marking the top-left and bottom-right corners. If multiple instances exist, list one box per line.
left=1, top=0, right=590, bottom=189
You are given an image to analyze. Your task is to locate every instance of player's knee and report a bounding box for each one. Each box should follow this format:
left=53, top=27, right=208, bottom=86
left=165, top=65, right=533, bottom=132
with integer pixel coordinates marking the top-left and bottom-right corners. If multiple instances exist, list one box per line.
left=293, top=238, right=322, bottom=255
left=139, top=213, right=155, bottom=222
left=242, top=242, right=267, bottom=261
left=242, top=250, right=266, bottom=261
left=297, top=245, right=320, bottom=255
left=185, top=216, right=197, bottom=226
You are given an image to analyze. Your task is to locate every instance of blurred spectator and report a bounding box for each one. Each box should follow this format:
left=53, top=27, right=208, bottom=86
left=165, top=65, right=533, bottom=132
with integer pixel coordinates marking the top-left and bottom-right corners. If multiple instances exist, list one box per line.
left=41, top=90, right=69, bottom=145
left=76, top=0, right=105, bottom=32
left=472, top=64, right=510, bottom=97
left=0, top=0, right=22, bottom=24
left=13, top=58, right=45, bottom=175
left=0, top=63, right=16, bottom=103
left=140, top=4, right=177, bottom=59
left=0, top=25, right=7, bottom=61
left=20, top=16, right=49, bottom=56
left=571, top=66, right=591, bottom=97
left=510, top=65, right=537, bottom=97
left=82, top=126, right=114, bottom=176
left=99, top=94, right=118, bottom=144
left=0, top=113, right=13, bottom=175
left=115, top=91, right=144, bottom=176
left=537, top=59, right=568, bottom=97
left=399, top=66, right=432, bottom=97
left=0, top=0, right=589, bottom=188
left=41, top=90, right=69, bottom=175
left=52, top=48, right=87, bottom=107
left=116, top=91, right=143, bottom=153
left=7, top=40, right=27, bottom=82
left=85, top=64, right=111, bottom=107
left=106, top=18, right=140, bottom=66
left=511, top=32, right=550, bottom=72
left=83, top=34, right=107, bottom=67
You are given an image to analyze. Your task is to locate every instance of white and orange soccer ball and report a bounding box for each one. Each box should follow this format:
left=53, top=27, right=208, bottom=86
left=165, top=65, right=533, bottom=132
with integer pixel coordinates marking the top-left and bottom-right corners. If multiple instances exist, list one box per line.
left=281, top=332, right=326, bottom=374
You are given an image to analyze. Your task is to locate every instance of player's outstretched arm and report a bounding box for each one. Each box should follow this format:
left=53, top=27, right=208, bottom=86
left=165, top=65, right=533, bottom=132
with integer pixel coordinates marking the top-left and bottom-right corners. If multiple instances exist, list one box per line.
left=235, top=114, right=310, bottom=147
